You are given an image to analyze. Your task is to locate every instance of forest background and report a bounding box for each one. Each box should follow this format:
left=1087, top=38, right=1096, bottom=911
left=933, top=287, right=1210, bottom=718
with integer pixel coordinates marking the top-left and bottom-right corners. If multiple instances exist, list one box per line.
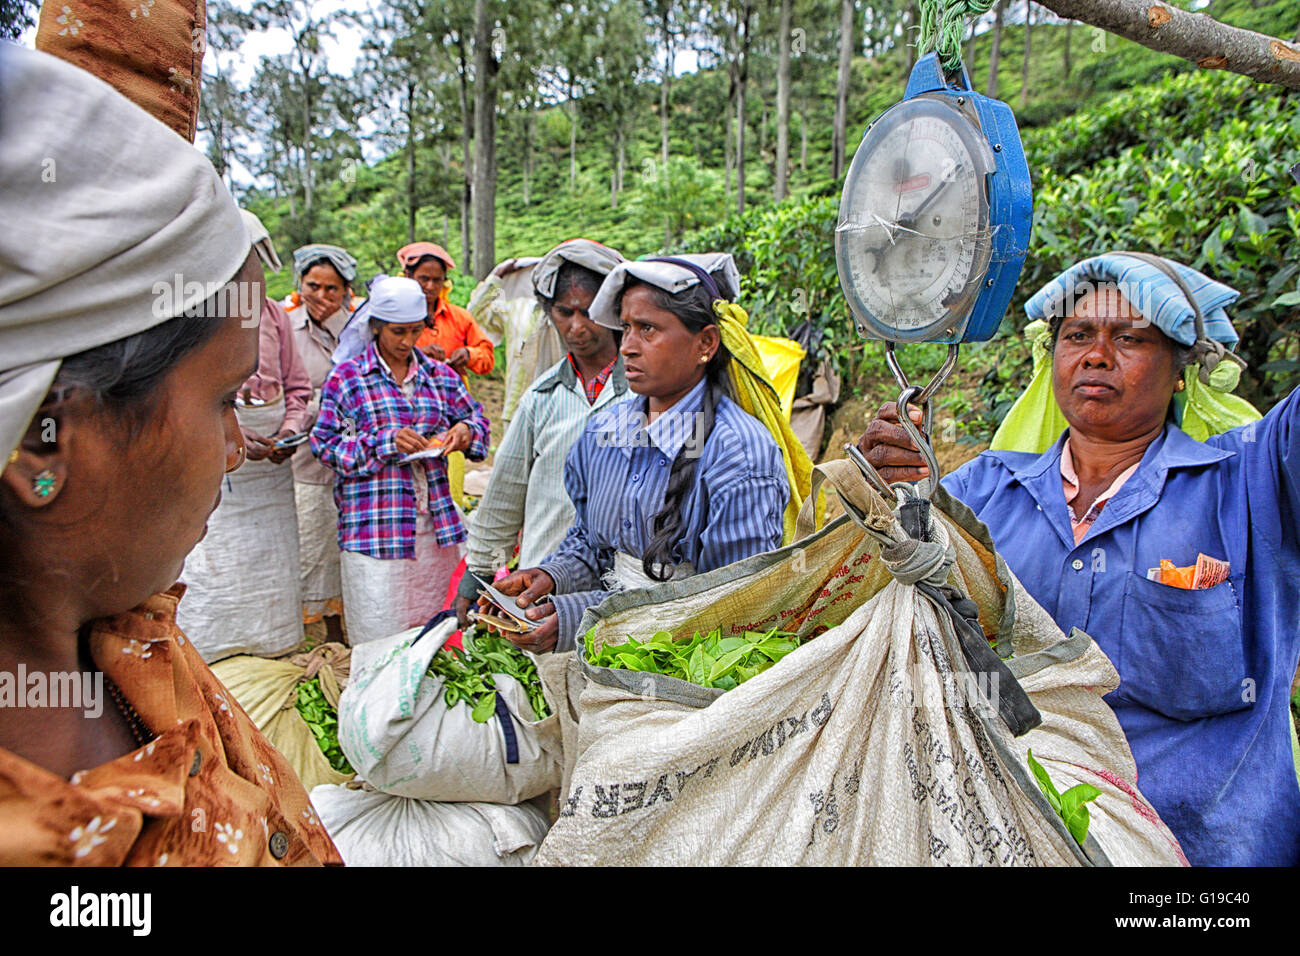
left=5, top=0, right=1298, bottom=458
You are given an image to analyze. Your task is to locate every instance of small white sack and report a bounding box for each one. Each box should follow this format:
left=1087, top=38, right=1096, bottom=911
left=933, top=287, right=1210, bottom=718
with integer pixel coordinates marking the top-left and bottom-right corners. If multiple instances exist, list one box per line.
left=310, top=783, right=549, bottom=867
left=338, top=619, right=562, bottom=804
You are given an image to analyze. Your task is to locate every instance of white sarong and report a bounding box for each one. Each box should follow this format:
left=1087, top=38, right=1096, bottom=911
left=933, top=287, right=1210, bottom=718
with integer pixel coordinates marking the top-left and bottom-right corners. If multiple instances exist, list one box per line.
left=178, top=398, right=304, bottom=662
left=295, top=479, right=343, bottom=623
left=340, top=515, right=463, bottom=645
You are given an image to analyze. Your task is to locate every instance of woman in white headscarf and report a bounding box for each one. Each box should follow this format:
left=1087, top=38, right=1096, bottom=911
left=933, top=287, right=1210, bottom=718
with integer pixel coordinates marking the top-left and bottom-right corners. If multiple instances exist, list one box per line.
left=310, top=276, right=491, bottom=645
left=0, top=43, right=339, bottom=865
left=489, top=254, right=807, bottom=654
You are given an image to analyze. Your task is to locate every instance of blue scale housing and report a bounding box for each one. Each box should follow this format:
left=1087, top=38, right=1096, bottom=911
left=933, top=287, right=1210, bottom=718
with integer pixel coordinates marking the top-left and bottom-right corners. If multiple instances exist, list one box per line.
left=892, top=53, right=1033, bottom=344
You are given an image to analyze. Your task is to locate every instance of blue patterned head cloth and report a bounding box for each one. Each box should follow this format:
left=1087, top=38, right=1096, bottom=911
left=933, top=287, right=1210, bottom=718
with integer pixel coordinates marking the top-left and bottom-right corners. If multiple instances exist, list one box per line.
left=1025, top=253, right=1239, bottom=348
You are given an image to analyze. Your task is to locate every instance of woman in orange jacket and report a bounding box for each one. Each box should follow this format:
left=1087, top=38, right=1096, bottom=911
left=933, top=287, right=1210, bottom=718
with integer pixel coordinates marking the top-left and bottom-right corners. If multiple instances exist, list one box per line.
left=397, top=242, right=496, bottom=381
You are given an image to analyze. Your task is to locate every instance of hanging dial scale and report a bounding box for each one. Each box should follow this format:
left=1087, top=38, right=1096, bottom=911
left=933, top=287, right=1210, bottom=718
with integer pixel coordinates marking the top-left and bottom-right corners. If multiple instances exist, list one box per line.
left=836, top=52, right=1033, bottom=495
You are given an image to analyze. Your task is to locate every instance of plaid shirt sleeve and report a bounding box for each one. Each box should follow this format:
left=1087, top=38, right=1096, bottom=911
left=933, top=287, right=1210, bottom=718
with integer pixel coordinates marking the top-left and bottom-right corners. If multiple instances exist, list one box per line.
left=432, top=362, right=490, bottom=461
left=309, top=365, right=401, bottom=477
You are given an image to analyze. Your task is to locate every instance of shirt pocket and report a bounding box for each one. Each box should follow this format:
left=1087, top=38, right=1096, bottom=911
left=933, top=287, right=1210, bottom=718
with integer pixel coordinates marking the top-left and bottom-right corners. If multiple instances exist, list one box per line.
left=1116, top=571, right=1248, bottom=721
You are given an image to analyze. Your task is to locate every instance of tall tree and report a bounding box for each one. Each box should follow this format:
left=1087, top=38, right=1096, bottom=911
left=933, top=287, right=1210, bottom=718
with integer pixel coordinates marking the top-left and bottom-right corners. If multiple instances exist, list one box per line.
left=249, top=0, right=336, bottom=234
left=831, top=0, right=854, bottom=181
left=774, top=0, right=792, bottom=201
left=199, top=0, right=250, bottom=192
left=1020, top=0, right=1033, bottom=108
left=591, top=0, right=651, bottom=209
left=544, top=5, right=594, bottom=191
left=733, top=0, right=755, bottom=215
left=646, top=0, right=681, bottom=166
left=352, top=0, right=442, bottom=243
left=987, top=0, right=1007, bottom=97
left=427, top=0, right=476, bottom=271
left=471, top=0, right=499, bottom=278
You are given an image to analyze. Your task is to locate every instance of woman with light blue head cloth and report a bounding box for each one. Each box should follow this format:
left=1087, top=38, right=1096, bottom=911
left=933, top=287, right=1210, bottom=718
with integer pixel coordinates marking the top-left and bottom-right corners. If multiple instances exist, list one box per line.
left=288, top=242, right=360, bottom=642
left=857, top=249, right=1300, bottom=866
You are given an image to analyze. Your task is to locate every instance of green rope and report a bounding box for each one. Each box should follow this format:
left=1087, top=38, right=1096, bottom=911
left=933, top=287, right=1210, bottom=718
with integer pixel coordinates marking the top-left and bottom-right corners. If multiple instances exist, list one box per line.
left=917, top=0, right=995, bottom=72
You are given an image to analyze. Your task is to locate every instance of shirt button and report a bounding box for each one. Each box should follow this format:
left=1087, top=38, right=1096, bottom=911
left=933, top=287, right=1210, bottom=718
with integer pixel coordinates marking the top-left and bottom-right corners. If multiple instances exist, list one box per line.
left=1071, top=559, right=1084, bottom=571
left=189, top=750, right=202, bottom=777
left=631, top=474, right=639, bottom=482
left=660, top=457, right=668, bottom=467
left=268, top=831, right=289, bottom=860
left=623, top=520, right=631, bottom=529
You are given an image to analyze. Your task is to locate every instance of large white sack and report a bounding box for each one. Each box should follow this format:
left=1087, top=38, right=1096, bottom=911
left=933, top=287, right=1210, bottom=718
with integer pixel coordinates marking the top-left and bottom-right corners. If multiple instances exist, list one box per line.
left=310, top=783, right=549, bottom=867
left=536, top=461, right=1187, bottom=867
left=178, top=399, right=304, bottom=662
left=338, top=619, right=562, bottom=804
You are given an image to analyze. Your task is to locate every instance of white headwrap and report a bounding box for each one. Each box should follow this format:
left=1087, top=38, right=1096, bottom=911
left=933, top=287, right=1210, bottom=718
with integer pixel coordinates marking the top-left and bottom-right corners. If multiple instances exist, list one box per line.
left=332, top=275, right=427, bottom=366
left=240, top=209, right=283, bottom=273
left=531, top=239, right=626, bottom=300
left=588, top=253, right=742, bottom=330
left=0, top=46, right=250, bottom=462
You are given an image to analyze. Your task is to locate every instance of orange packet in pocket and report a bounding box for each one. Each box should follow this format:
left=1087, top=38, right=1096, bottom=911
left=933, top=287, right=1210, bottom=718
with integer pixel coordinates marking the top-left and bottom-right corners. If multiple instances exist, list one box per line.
left=1158, top=559, right=1196, bottom=589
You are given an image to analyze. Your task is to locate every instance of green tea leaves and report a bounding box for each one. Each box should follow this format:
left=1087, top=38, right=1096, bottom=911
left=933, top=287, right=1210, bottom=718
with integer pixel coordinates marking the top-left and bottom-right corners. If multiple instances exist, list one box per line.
left=1027, top=749, right=1102, bottom=846
left=427, top=630, right=552, bottom=724
left=586, top=626, right=803, bottom=690
left=295, top=677, right=354, bottom=774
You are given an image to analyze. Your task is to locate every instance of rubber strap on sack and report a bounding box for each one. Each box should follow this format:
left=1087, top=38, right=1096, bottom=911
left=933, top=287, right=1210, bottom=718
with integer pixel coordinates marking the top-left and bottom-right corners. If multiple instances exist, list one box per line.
left=898, top=498, right=1041, bottom=737
left=494, top=693, right=520, bottom=764
left=411, top=608, right=459, bottom=646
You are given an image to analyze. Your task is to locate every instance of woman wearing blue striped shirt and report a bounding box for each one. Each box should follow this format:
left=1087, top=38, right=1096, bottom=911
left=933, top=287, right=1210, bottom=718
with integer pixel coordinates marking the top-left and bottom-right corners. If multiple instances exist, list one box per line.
left=489, top=255, right=791, bottom=653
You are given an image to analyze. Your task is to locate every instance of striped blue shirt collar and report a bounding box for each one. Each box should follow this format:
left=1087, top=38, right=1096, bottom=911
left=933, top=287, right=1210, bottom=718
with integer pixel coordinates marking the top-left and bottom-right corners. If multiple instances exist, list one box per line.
left=645, top=376, right=708, bottom=458
left=596, top=375, right=709, bottom=459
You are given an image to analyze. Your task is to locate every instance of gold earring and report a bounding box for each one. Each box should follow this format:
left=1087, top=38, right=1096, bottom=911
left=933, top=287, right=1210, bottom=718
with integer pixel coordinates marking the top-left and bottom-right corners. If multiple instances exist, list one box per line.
left=1176, top=380, right=1186, bottom=392
left=6, top=449, right=17, bottom=465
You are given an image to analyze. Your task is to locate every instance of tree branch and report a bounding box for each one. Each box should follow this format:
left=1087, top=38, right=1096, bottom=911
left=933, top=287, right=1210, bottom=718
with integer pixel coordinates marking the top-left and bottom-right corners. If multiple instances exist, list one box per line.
left=1032, top=0, right=1300, bottom=89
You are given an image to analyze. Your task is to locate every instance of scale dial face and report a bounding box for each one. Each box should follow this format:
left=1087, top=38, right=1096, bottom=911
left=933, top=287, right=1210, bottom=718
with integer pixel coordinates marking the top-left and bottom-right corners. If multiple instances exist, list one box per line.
left=836, top=95, right=995, bottom=343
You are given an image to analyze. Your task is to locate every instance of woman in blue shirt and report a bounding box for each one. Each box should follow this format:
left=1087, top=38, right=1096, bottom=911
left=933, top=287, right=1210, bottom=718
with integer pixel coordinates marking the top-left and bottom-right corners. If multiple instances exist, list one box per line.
left=858, top=252, right=1300, bottom=866
left=490, top=254, right=791, bottom=654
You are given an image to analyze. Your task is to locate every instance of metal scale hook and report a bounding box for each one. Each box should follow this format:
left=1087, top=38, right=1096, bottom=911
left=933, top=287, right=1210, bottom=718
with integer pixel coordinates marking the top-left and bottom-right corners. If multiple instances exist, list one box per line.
left=845, top=342, right=958, bottom=501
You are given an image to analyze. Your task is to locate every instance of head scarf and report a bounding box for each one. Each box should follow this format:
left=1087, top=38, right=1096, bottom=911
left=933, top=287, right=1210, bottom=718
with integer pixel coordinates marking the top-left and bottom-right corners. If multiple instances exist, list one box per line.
left=0, top=46, right=250, bottom=463
left=293, top=244, right=357, bottom=284
left=240, top=209, right=282, bottom=273
left=588, top=252, right=741, bottom=330
left=397, top=242, right=456, bottom=273
left=532, top=239, right=625, bottom=300
left=1024, top=253, right=1240, bottom=350
left=991, top=253, right=1260, bottom=453
left=591, top=252, right=814, bottom=545
left=332, top=275, right=427, bottom=366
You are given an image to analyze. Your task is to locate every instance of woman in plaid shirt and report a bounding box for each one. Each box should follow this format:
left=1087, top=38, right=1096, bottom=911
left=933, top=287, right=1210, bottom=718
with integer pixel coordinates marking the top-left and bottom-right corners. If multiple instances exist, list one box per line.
left=310, top=276, right=490, bottom=645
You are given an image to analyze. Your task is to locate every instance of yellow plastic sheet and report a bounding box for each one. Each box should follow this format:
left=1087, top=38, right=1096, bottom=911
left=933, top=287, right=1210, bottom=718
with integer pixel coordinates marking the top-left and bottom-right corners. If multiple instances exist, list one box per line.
left=750, top=335, right=805, bottom=422
left=716, top=304, right=817, bottom=545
